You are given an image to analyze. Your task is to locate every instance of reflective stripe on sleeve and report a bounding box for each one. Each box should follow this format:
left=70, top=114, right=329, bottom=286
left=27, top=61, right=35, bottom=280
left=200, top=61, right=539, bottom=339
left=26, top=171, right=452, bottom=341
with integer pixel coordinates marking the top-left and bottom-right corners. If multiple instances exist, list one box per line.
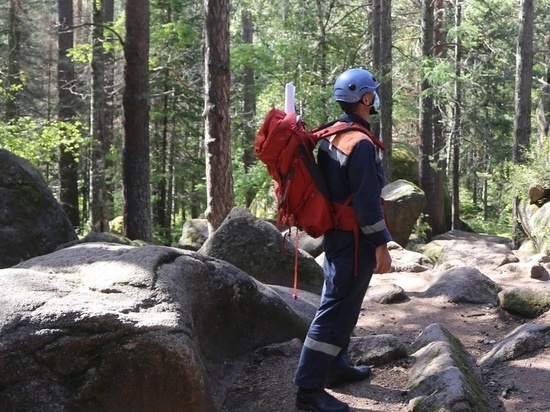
left=360, top=219, right=387, bottom=235
left=303, top=336, right=342, bottom=356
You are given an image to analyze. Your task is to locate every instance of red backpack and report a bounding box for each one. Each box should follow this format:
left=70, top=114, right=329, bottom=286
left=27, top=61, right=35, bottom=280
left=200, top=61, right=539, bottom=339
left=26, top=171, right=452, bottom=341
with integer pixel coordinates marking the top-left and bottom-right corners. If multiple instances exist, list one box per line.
left=254, top=107, right=384, bottom=239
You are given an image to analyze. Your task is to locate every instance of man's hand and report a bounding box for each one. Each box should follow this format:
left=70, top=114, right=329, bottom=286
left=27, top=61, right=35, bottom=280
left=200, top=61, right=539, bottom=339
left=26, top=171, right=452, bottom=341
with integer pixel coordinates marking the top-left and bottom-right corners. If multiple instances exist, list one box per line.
left=374, top=243, right=392, bottom=274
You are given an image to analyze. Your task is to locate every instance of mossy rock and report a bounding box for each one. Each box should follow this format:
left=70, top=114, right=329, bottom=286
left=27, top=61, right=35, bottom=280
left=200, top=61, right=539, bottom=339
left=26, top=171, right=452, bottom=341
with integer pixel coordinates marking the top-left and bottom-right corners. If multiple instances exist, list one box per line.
left=392, top=141, right=418, bottom=184
left=498, top=287, right=550, bottom=318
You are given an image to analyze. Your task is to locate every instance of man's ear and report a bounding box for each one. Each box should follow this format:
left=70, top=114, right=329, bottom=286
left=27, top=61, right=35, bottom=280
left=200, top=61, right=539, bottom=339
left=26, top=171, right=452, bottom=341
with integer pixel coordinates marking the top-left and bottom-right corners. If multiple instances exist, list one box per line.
left=362, top=93, right=373, bottom=106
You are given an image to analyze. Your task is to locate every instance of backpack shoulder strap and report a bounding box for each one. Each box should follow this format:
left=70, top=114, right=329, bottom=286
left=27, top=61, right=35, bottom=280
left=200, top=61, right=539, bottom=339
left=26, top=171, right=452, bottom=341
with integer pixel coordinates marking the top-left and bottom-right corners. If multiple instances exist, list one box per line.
left=313, top=121, right=385, bottom=151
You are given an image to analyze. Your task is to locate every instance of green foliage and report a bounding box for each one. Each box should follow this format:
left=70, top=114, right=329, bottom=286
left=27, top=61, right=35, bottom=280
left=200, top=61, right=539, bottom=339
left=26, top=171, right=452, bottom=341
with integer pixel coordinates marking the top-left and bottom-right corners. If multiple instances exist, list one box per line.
left=507, top=141, right=550, bottom=200
left=0, top=117, right=85, bottom=166
left=459, top=185, right=513, bottom=238
left=67, top=43, right=93, bottom=64
left=232, top=148, right=274, bottom=211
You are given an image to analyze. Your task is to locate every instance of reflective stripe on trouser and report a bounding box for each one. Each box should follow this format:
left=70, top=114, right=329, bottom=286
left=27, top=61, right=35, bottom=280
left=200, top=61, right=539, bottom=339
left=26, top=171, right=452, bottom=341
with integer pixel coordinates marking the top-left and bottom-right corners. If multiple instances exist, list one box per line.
left=293, top=234, right=375, bottom=390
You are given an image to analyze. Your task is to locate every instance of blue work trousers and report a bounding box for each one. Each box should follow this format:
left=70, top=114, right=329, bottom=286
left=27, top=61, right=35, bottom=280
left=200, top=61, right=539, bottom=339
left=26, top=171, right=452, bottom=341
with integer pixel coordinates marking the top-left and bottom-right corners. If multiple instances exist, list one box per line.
left=294, top=232, right=375, bottom=390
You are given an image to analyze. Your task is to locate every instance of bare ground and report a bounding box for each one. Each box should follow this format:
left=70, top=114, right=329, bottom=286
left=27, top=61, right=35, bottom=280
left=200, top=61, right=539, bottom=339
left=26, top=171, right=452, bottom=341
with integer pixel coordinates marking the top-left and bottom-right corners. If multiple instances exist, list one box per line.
left=223, top=267, right=550, bottom=412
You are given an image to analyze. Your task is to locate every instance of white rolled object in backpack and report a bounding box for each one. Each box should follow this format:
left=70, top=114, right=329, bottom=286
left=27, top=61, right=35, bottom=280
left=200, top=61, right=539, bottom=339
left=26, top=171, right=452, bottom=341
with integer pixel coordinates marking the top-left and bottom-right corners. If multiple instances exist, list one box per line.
left=285, top=82, right=295, bottom=114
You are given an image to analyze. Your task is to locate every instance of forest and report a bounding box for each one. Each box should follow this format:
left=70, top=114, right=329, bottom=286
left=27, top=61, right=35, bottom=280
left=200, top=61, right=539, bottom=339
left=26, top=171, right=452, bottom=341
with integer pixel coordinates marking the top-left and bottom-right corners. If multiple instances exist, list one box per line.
left=0, top=0, right=548, bottom=247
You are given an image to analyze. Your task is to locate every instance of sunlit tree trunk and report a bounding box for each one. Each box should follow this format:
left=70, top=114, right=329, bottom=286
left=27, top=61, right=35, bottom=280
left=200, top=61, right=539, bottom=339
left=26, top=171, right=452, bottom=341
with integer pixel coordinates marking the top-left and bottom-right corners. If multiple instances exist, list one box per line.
left=512, top=0, right=534, bottom=246
left=89, top=0, right=109, bottom=232
left=204, top=0, right=234, bottom=234
left=152, top=4, right=173, bottom=245
left=371, top=0, right=381, bottom=138
left=103, top=0, right=115, bottom=221
left=123, top=0, right=152, bottom=242
left=57, top=0, right=80, bottom=229
left=419, top=0, right=435, bottom=240
left=241, top=9, right=256, bottom=208
left=379, top=0, right=393, bottom=181
left=451, top=0, right=462, bottom=230
left=431, top=0, right=447, bottom=235
left=5, top=0, right=22, bottom=120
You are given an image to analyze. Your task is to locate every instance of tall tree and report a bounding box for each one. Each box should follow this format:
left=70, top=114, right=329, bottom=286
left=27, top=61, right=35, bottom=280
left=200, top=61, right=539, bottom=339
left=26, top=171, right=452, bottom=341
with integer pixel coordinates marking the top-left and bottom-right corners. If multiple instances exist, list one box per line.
left=430, top=0, right=447, bottom=235
left=204, top=0, right=234, bottom=233
left=379, top=0, right=393, bottom=181
left=5, top=0, right=23, bottom=120
left=512, top=0, right=535, bottom=244
left=513, top=0, right=534, bottom=163
left=122, top=0, right=152, bottom=242
left=451, top=0, right=462, bottom=230
left=103, top=0, right=116, bottom=221
left=57, top=0, right=80, bottom=229
left=241, top=9, right=256, bottom=208
left=419, top=0, right=435, bottom=240
left=151, top=2, right=173, bottom=245
left=89, top=0, right=109, bottom=232
left=371, top=0, right=381, bottom=138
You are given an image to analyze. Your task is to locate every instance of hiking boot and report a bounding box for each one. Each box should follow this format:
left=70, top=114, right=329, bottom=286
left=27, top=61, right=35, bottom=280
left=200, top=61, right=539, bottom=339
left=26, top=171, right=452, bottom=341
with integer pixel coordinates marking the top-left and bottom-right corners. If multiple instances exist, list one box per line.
left=296, top=388, right=349, bottom=412
left=325, top=365, right=372, bottom=389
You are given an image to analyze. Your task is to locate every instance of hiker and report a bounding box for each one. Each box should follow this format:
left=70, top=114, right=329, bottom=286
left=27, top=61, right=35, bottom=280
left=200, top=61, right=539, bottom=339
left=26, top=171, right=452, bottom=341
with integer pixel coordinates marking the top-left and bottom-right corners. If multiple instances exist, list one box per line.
left=294, top=68, right=392, bottom=412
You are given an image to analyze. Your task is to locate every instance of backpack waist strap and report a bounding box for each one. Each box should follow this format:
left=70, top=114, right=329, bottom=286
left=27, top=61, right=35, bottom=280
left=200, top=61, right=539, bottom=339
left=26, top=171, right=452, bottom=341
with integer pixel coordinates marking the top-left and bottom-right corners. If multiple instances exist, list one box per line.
left=332, top=198, right=357, bottom=231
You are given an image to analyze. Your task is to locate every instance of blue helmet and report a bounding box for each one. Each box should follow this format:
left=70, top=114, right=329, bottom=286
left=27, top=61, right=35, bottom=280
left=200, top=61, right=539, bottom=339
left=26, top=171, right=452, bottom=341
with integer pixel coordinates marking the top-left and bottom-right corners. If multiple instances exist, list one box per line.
left=333, top=68, right=379, bottom=103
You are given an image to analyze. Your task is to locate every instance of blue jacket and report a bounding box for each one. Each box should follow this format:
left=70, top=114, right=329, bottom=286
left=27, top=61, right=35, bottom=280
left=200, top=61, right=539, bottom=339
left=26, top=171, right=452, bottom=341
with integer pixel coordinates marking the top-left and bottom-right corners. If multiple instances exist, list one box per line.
left=317, top=113, right=392, bottom=248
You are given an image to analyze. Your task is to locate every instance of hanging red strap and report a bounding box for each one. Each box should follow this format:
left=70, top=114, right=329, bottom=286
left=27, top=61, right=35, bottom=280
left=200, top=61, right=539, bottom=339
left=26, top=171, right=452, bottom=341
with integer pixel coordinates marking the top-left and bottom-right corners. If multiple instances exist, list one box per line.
left=293, top=228, right=299, bottom=300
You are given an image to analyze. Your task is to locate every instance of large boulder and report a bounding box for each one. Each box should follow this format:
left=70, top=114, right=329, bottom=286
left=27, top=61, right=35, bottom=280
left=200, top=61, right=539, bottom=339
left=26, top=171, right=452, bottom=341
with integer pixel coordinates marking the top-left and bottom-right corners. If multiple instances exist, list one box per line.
left=199, top=207, right=324, bottom=294
left=381, top=179, right=426, bottom=247
left=431, top=230, right=516, bottom=271
left=423, top=267, right=502, bottom=305
left=0, top=150, right=78, bottom=268
left=1, top=243, right=308, bottom=411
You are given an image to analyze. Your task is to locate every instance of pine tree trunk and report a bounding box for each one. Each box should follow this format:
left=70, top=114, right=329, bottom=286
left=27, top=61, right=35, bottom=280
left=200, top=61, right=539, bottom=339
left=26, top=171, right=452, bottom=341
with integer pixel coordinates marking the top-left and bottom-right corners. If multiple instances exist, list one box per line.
left=431, top=0, right=448, bottom=235
left=57, top=0, right=80, bottom=229
left=512, top=0, right=534, bottom=246
left=419, top=0, right=434, bottom=240
left=122, top=0, right=152, bottom=242
left=379, top=0, right=393, bottom=181
left=204, top=0, right=234, bottom=233
left=103, top=0, right=115, bottom=221
left=241, top=10, right=256, bottom=208
left=5, top=0, right=22, bottom=120
left=90, top=0, right=109, bottom=232
left=371, top=0, right=381, bottom=138
left=451, top=0, right=462, bottom=230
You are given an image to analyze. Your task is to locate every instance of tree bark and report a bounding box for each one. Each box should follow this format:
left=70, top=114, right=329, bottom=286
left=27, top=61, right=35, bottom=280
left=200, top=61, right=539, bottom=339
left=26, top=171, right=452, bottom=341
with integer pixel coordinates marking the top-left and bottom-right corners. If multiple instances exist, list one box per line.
left=512, top=0, right=534, bottom=246
left=379, top=0, right=393, bottom=181
left=89, top=0, right=109, bottom=232
left=513, top=0, right=534, bottom=162
left=103, top=0, right=115, bottom=221
left=431, top=0, right=447, bottom=235
left=451, top=0, right=462, bottom=230
left=57, top=0, right=80, bottom=229
left=371, top=0, right=381, bottom=138
left=5, top=0, right=22, bottom=121
left=123, top=0, right=152, bottom=242
left=241, top=10, right=257, bottom=208
left=204, top=0, right=234, bottom=233
left=419, top=0, right=435, bottom=240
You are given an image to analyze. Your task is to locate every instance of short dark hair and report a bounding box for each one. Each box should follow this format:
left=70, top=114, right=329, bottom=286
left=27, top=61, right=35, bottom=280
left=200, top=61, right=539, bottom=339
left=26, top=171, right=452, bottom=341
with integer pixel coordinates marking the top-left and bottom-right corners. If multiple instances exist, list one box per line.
left=337, top=100, right=361, bottom=115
